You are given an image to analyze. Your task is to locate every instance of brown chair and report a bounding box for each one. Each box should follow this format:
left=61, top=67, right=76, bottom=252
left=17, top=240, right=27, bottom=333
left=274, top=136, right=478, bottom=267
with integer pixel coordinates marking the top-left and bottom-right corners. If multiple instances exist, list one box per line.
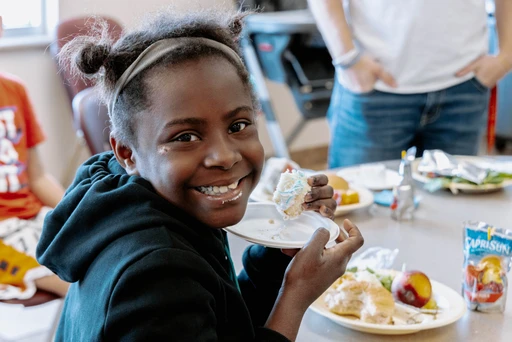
left=50, top=16, right=122, bottom=183
left=72, top=87, right=112, bottom=155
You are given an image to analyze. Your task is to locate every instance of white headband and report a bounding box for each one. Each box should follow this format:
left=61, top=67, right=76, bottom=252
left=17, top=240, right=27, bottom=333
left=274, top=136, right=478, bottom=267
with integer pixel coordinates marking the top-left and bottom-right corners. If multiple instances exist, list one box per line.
left=109, top=37, right=245, bottom=115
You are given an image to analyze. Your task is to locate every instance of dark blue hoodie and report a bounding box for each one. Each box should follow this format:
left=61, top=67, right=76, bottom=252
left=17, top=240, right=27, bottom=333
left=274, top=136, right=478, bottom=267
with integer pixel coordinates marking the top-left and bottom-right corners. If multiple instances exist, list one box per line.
left=36, top=152, right=291, bottom=341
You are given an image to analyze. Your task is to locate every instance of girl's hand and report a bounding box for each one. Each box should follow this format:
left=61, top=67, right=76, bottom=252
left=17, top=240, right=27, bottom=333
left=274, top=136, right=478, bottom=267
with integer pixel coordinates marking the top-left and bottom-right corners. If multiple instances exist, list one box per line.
left=282, top=219, right=363, bottom=310
left=266, top=219, right=364, bottom=337
left=302, top=174, right=337, bottom=220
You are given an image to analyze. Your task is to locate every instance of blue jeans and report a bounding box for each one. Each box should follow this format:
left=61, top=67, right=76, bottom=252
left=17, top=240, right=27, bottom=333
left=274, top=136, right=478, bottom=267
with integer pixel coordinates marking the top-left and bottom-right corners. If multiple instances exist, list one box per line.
left=327, top=78, right=490, bottom=168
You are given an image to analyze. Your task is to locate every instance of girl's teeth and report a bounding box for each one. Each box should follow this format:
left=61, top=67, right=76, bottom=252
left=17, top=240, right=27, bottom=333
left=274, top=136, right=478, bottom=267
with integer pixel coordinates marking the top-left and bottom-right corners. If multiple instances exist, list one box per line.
left=198, top=180, right=239, bottom=195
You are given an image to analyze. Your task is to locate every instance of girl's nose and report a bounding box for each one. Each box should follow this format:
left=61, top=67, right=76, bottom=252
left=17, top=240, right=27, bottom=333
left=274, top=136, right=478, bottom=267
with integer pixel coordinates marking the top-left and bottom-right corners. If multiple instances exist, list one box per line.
left=203, top=135, right=242, bottom=170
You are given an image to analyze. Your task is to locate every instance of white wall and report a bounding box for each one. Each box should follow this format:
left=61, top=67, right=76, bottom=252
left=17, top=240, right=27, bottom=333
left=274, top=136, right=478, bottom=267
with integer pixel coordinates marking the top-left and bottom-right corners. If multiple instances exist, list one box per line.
left=0, top=0, right=329, bottom=186
left=59, top=0, right=233, bottom=28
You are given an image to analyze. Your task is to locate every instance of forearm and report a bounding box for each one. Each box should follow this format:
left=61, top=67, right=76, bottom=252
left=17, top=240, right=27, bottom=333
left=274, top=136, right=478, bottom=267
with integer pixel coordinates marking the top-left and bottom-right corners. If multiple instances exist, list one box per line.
left=30, top=173, right=65, bottom=208
left=307, top=0, right=354, bottom=58
left=265, top=290, right=306, bottom=342
left=27, top=147, right=65, bottom=208
left=239, top=245, right=292, bottom=327
left=495, top=0, right=512, bottom=68
left=34, top=274, right=69, bottom=297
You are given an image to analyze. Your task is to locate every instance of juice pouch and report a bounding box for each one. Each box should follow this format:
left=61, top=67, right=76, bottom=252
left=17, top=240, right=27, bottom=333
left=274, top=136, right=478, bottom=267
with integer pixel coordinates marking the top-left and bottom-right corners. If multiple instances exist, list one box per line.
left=462, top=221, right=512, bottom=313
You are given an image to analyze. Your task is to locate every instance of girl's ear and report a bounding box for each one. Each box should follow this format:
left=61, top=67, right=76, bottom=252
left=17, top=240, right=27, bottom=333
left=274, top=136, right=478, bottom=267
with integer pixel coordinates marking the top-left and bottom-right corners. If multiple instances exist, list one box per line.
left=110, top=134, right=139, bottom=175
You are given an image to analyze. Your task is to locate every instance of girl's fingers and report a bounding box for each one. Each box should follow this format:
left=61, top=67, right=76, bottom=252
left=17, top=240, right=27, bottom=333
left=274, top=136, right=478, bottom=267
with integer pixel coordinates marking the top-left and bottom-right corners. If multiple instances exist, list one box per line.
left=281, top=248, right=300, bottom=258
left=307, top=174, right=328, bottom=187
left=330, top=219, right=365, bottom=261
left=335, top=225, right=348, bottom=243
left=320, top=204, right=335, bottom=219
left=304, top=186, right=334, bottom=203
left=303, top=199, right=336, bottom=216
left=302, top=227, right=330, bottom=257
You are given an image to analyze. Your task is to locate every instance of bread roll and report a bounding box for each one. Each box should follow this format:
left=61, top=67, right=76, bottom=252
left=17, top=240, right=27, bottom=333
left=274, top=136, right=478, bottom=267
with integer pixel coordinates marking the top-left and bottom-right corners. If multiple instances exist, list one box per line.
left=326, top=173, right=349, bottom=191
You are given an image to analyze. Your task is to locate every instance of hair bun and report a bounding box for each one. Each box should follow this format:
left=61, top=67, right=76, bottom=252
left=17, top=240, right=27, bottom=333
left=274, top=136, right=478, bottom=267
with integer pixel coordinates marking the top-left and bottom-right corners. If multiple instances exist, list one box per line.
left=75, top=42, right=111, bottom=74
left=228, top=14, right=247, bottom=40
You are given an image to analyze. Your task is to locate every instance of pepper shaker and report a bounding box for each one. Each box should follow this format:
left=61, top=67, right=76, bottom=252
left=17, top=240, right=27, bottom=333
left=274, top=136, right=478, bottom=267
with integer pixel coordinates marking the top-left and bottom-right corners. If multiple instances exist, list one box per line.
left=391, top=147, right=416, bottom=221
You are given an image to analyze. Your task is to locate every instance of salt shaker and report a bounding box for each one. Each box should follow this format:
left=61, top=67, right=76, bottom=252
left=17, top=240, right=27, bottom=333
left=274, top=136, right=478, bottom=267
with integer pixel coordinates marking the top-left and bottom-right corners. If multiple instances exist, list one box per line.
left=391, top=147, right=416, bottom=221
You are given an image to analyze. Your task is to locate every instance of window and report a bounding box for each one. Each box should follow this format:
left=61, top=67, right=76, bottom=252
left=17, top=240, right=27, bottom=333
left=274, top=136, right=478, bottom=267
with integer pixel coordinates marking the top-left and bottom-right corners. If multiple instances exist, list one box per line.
left=0, top=0, right=58, bottom=44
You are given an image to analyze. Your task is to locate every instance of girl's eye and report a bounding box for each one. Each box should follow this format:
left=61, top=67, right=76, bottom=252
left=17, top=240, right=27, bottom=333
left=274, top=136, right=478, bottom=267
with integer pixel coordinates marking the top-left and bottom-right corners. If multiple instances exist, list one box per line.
left=173, top=133, right=200, bottom=142
left=229, top=122, right=248, bottom=133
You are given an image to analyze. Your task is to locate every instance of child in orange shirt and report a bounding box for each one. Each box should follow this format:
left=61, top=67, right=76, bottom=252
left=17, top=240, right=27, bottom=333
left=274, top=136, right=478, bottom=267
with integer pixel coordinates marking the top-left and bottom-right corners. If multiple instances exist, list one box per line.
left=0, top=17, right=68, bottom=299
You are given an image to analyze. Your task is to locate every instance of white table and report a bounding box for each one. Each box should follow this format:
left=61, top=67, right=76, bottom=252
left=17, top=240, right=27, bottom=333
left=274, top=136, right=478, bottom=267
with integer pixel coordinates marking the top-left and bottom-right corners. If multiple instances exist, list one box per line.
left=228, top=158, right=512, bottom=342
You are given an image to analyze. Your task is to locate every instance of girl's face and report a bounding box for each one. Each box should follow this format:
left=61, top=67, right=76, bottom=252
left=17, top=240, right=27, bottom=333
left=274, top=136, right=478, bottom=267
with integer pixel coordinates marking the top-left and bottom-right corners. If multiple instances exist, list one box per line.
left=115, top=56, right=264, bottom=228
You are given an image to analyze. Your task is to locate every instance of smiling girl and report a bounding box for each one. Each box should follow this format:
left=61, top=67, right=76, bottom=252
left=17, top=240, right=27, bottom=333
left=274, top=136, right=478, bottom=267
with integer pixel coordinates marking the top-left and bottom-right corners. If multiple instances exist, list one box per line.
left=36, top=9, right=363, bottom=341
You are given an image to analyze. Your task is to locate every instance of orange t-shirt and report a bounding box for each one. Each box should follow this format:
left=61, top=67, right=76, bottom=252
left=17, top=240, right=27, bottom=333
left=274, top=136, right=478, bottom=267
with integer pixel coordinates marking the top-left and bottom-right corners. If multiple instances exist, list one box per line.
left=0, top=73, right=45, bottom=220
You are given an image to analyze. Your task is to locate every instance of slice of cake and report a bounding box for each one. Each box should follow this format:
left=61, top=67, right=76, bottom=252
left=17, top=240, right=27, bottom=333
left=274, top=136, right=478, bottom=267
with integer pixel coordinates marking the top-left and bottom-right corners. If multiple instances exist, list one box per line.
left=273, top=170, right=311, bottom=220
left=260, top=157, right=300, bottom=195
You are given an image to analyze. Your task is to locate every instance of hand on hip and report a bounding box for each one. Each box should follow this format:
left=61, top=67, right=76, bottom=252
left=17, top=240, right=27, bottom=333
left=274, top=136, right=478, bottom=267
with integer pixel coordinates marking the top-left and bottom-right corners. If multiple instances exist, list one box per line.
left=337, top=55, right=397, bottom=93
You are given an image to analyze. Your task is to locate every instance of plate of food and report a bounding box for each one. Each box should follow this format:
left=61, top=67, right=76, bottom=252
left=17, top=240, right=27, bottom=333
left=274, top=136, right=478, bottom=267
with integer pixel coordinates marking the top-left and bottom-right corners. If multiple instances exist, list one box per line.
left=336, top=163, right=401, bottom=191
left=229, top=169, right=343, bottom=248
left=412, top=154, right=512, bottom=194
left=309, top=268, right=466, bottom=335
left=326, top=173, right=374, bottom=216
left=225, top=202, right=341, bottom=249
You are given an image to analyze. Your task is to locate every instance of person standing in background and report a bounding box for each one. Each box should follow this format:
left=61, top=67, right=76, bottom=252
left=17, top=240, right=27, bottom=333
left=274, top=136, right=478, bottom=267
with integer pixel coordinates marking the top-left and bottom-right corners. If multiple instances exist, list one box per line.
left=308, top=0, right=512, bottom=167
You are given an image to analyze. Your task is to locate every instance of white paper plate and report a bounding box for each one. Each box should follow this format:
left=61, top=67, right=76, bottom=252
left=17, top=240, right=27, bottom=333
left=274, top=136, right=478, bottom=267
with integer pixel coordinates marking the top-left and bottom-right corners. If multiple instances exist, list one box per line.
left=412, top=156, right=512, bottom=194
left=309, top=274, right=466, bottom=335
left=225, top=203, right=341, bottom=249
left=334, top=184, right=374, bottom=216
left=337, top=167, right=401, bottom=191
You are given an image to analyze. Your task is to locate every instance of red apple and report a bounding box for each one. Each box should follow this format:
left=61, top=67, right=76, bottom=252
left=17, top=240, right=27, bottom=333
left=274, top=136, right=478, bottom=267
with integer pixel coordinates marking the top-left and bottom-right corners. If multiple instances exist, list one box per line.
left=391, top=271, right=432, bottom=308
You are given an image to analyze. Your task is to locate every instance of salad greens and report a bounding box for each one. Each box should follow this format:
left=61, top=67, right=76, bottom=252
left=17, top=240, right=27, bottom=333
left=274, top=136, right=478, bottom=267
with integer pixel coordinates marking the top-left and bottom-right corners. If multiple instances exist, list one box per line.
left=377, top=274, right=394, bottom=292
left=346, top=267, right=394, bottom=292
left=346, top=266, right=358, bottom=273
left=424, top=171, right=512, bottom=193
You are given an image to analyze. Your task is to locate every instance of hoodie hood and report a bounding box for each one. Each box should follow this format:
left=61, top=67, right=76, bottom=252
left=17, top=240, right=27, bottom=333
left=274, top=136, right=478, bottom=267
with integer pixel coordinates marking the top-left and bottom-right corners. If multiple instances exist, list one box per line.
left=36, top=152, right=221, bottom=283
